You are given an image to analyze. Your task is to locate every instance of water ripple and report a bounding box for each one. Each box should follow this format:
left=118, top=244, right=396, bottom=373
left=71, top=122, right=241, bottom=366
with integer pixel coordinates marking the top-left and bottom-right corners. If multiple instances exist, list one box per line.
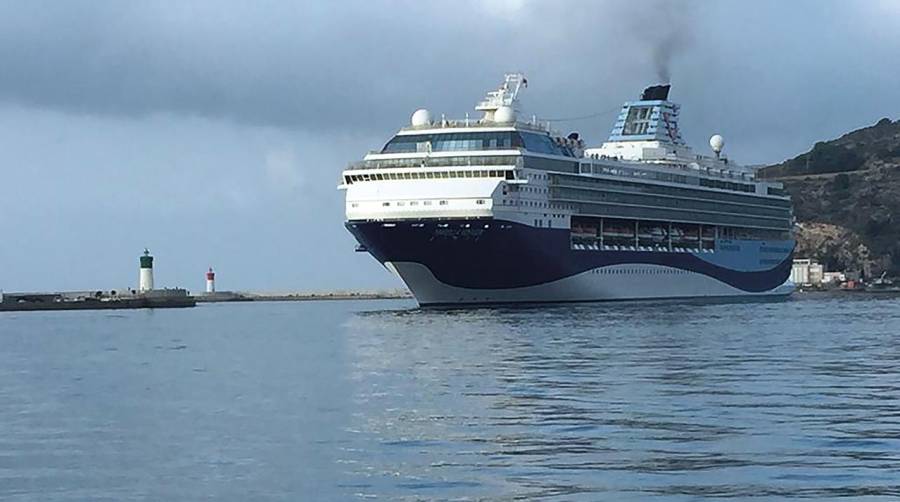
left=2, top=297, right=900, bottom=500
left=341, top=296, right=900, bottom=499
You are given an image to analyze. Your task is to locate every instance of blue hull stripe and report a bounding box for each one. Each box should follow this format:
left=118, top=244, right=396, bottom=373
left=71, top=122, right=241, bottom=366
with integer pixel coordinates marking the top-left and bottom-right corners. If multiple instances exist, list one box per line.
left=346, top=219, right=793, bottom=293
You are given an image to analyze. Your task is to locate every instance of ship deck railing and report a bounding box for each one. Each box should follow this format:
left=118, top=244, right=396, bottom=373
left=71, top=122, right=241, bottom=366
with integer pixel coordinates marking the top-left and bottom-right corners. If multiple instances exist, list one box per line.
left=572, top=243, right=714, bottom=253
left=348, top=155, right=523, bottom=171
left=580, top=156, right=762, bottom=183
left=399, top=119, right=551, bottom=134
left=349, top=152, right=778, bottom=187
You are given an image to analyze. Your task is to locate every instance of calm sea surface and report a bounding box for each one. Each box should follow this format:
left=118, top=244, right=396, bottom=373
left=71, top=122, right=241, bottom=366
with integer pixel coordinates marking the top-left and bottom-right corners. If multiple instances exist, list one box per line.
left=2, top=294, right=900, bottom=501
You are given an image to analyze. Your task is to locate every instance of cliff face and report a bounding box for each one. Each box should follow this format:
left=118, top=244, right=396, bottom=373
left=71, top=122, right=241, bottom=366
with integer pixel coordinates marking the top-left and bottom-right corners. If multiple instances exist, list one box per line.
left=794, top=222, right=876, bottom=277
left=759, top=118, right=900, bottom=276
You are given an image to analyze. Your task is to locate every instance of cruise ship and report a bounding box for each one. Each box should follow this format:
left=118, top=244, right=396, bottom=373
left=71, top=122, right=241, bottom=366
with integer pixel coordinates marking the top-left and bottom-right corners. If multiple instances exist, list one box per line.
left=340, top=74, right=795, bottom=305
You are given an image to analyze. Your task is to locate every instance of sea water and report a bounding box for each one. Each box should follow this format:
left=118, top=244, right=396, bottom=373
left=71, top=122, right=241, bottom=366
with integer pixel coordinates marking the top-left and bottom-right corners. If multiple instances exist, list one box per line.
left=2, top=295, right=899, bottom=500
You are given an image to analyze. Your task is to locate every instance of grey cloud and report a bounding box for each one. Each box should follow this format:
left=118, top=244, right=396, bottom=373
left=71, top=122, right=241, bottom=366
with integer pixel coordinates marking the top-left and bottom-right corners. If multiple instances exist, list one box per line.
left=0, top=1, right=709, bottom=133
left=1, top=0, right=898, bottom=162
left=0, top=1, right=512, bottom=132
left=2, top=0, right=900, bottom=292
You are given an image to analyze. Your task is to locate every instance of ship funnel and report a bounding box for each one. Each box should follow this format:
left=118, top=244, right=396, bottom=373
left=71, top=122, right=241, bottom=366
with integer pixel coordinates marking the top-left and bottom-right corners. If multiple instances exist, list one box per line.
left=641, top=84, right=670, bottom=101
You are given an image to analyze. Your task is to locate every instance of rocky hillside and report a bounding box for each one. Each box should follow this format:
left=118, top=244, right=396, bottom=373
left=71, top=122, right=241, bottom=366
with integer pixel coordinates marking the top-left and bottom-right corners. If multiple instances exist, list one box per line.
left=794, top=222, right=876, bottom=277
left=759, top=118, right=900, bottom=276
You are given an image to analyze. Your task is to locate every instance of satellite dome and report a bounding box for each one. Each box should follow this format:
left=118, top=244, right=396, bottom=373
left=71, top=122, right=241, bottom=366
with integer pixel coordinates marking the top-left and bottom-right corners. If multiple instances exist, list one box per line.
left=709, top=134, right=725, bottom=154
left=494, top=106, right=516, bottom=123
left=411, top=109, right=432, bottom=127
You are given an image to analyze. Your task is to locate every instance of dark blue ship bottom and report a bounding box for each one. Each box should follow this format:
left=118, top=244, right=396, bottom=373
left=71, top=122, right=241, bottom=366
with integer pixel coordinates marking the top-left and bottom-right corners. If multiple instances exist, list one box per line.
left=346, top=218, right=793, bottom=293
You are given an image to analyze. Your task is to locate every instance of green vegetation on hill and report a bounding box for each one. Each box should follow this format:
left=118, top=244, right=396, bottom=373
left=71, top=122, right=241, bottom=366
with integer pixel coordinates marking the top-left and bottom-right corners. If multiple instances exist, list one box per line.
left=762, top=118, right=900, bottom=178
left=759, top=118, right=900, bottom=275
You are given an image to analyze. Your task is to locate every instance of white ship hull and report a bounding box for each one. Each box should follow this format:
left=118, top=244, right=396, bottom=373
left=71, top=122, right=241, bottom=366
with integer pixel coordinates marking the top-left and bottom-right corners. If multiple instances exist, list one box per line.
left=387, top=261, right=795, bottom=306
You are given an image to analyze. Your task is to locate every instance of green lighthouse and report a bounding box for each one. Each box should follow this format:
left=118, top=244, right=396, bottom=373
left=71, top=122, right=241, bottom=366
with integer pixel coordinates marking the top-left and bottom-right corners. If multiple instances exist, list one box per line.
left=139, top=248, right=154, bottom=292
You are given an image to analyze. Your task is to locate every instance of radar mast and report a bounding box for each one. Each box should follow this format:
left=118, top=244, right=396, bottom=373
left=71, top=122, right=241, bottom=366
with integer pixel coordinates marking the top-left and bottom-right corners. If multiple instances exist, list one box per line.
left=476, top=73, right=527, bottom=121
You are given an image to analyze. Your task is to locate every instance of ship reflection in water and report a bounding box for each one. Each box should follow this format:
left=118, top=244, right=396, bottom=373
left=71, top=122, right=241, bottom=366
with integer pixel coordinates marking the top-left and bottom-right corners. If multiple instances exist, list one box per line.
left=342, top=296, right=900, bottom=499
left=1, top=297, right=899, bottom=499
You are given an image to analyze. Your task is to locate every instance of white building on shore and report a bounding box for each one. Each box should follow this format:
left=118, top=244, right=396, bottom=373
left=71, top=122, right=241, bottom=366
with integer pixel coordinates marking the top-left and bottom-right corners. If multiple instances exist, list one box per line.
left=792, top=259, right=825, bottom=286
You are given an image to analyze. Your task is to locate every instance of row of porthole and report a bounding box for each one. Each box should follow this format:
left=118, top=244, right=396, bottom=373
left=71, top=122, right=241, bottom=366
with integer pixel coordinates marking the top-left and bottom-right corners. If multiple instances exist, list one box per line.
left=500, top=198, right=568, bottom=211
left=366, top=199, right=493, bottom=208
left=503, top=199, right=549, bottom=208
left=380, top=200, right=451, bottom=207
left=344, top=169, right=513, bottom=184
left=591, top=268, right=694, bottom=275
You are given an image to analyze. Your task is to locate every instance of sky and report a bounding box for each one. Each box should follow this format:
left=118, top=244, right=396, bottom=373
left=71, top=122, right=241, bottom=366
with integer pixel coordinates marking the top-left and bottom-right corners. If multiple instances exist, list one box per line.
left=1, top=0, right=899, bottom=293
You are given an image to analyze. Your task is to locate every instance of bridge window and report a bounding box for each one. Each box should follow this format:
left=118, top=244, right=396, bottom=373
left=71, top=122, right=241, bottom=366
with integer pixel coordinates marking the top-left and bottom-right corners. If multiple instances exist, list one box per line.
left=381, top=132, right=523, bottom=153
left=520, top=132, right=574, bottom=156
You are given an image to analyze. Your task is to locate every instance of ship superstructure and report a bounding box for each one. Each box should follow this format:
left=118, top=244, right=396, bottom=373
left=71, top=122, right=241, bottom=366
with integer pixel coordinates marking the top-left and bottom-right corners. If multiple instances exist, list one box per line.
left=339, top=74, right=794, bottom=305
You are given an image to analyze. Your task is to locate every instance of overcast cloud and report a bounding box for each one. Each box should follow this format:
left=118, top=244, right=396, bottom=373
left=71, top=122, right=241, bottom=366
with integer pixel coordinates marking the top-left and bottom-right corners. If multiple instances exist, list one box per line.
left=1, top=1, right=898, bottom=292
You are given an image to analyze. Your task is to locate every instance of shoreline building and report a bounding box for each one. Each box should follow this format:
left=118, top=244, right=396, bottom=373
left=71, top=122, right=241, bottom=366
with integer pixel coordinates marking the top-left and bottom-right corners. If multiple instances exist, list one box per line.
left=791, top=258, right=824, bottom=286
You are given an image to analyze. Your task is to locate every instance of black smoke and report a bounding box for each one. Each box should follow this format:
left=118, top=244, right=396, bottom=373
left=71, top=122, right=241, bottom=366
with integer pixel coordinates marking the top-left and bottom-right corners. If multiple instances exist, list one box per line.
left=622, top=0, right=694, bottom=84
